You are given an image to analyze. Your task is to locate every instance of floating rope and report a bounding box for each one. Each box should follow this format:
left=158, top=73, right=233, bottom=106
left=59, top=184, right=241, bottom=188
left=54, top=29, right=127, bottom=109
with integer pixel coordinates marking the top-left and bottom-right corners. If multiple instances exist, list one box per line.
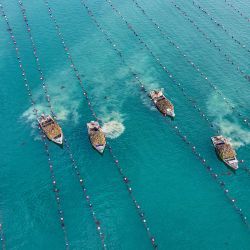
left=80, top=1, right=221, bottom=132
left=192, top=1, right=250, bottom=54
left=129, top=0, right=250, bottom=169
left=172, top=3, right=250, bottom=83
left=43, top=0, right=158, bottom=248
left=17, top=1, right=107, bottom=248
left=82, top=0, right=250, bottom=172
left=162, top=117, right=249, bottom=227
left=91, top=0, right=250, bottom=228
left=0, top=223, right=6, bottom=250
left=83, top=0, right=249, bottom=176
left=0, top=3, right=69, bottom=248
left=104, top=0, right=250, bottom=129
left=113, top=0, right=250, bottom=173
left=224, top=0, right=250, bottom=23
left=129, top=0, right=250, bottom=122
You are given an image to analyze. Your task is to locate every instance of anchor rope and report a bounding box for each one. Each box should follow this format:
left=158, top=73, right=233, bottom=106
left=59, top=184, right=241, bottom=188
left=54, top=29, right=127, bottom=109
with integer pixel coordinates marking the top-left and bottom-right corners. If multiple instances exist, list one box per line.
left=224, top=0, right=250, bottom=23
left=0, top=3, right=70, bottom=248
left=192, top=1, right=250, bottom=54
left=172, top=3, right=250, bottom=83
left=129, top=0, right=250, bottom=114
left=104, top=0, right=250, bottom=129
left=17, top=0, right=107, bottom=248
left=84, top=0, right=250, bottom=228
left=43, top=0, right=158, bottom=248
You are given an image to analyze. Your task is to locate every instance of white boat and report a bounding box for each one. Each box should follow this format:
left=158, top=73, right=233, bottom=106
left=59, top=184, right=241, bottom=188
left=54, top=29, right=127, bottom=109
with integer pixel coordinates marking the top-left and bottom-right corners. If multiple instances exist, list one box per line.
left=149, top=89, right=175, bottom=117
left=87, top=121, right=106, bottom=154
left=38, top=114, right=63, bottom=145
left=211, top=135, right=238, bottom=170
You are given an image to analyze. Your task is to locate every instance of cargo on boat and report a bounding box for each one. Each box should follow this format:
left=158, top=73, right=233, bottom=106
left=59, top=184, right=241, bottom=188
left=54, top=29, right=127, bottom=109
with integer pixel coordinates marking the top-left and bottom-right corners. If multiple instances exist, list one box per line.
left=211, top=135, right=238, bottom=170
left=87, top=121, right=106, bottom=154
left=38, top=114, right=63, bottom=145
left=149, top=89, right=175, bottom=117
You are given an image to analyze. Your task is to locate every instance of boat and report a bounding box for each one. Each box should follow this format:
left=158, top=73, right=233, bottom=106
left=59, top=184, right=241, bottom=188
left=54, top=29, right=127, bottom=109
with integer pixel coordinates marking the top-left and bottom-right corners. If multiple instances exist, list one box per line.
left=87, top=121, right=106, bottom=154
left=149, top=89, right=175, bottom=117
left=211, top=135, right=238, bottom=170
left=38, top=114, right=63, bottom=145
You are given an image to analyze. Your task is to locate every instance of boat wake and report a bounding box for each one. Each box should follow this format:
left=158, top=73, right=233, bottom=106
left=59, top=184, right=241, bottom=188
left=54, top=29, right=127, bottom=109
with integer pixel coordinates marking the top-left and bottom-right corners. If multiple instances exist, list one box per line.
left=207, top=93, right=250, bottom=149
left=21, top=67, right=81, bottom=133
left=102, top=112, right=125, bottom=139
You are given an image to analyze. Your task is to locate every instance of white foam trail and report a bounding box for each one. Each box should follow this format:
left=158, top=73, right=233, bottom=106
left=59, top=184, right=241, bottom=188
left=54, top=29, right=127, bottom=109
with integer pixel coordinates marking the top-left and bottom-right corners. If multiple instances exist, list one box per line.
left=207, top=93, right=250, bottom=149
left=218, top=120, right=250, bottom=148
left=102, top=112, right=125, bottom=139
left=22, top=67, right=81, bottom=125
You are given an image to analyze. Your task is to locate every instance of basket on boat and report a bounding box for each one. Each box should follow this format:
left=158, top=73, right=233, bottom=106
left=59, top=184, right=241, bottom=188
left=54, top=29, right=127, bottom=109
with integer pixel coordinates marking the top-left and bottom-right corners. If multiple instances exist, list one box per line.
left=90, top=131, right=106, bottom=145
left=217, top=144, right=236, bottom=159
left=156, top=98, right=174, bottom=113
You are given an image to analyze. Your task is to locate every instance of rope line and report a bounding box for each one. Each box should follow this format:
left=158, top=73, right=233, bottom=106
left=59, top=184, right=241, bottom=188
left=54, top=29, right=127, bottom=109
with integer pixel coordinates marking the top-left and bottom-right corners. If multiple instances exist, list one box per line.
left=129, top=0, right=250, bottom=125
left=224, top=0, right=250, bottom=23
left=172, top=3, right=250, bottom=83
left=192, top=1, right=250, bottom=54
left=162, top=117, right=249, bottom=227
left=43, top=0, right=158, bottom=248
left=0, top=223, right=6, bottom=250
left=104, top=0, right=250, bottom=129
left=90, top=0, right=250, bottom=228
left=80, top=0, right=250, bottom=173
left=17, top=0, right=107, bottom=248
left=0, top=3, right=70, bottom=248
left=80, top=1, right=222, bottom=131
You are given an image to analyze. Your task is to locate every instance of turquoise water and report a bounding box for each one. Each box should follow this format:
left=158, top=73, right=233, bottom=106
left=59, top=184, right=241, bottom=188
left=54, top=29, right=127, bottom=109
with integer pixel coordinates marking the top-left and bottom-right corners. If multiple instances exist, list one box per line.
left=1, top=0, right=250, bottom=249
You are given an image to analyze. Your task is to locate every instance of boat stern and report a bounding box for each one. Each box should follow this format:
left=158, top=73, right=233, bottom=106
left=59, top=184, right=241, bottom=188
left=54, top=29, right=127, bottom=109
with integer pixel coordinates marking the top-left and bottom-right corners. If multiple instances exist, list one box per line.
left=225, top=158, right=239, bottom=170
left=167, top=109, right=175, bottom=118
left=95, top=144, right=106, bottom=154
left=53, top=134, right=64, bottom=145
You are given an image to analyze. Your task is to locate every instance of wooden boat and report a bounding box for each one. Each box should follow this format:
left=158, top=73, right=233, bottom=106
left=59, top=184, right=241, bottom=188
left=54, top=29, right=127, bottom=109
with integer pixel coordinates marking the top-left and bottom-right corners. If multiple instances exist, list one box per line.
left=211, top=135, right=238, bottom=170
left=87, top=121, right=106, bottom=154
left=149, top=89, right=175, bottom=117
left=38, top=114, right=63, bottom=145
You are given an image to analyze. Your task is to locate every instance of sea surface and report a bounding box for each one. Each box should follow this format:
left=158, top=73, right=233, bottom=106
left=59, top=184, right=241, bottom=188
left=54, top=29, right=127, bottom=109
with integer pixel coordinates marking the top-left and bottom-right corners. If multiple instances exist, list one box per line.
left=0, top=0, right=250, bottom=249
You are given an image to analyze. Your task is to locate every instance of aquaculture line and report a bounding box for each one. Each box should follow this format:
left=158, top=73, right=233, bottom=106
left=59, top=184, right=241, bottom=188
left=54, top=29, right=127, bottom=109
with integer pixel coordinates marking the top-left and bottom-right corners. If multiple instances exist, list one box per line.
left=224, top=0, right=250, bottom=23
left=128, top=0, right=250, bottom=170
left=81, top=0, right=229, bottom=139
left=107, top=0, right=250, bottom=129
left=43, top=0, right=158, bottom=248
left=17, top=0, right=107, bottom=249
left=172, top=3, right=250, bottom=83
left=192, top=1, right=250, bottom=54
left=81, top=0, right=250, bottom=175
left=129, top=0, right=250, bottom=129
left=0, top=3, right=70, bottom=249
left=89, top=0, right=250, bottom=227
left=0, top=223, right=5, bottom=250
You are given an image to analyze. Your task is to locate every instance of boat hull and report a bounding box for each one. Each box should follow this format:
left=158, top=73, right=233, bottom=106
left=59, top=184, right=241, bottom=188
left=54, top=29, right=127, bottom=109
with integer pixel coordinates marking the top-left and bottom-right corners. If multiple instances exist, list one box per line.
left=149, top=90, right=175, bottom=118
left=211, top=136, right=238, bottom=170
left=87, top=121, right=106, bottom=154
left=38, top=115, right=63, bottom=146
